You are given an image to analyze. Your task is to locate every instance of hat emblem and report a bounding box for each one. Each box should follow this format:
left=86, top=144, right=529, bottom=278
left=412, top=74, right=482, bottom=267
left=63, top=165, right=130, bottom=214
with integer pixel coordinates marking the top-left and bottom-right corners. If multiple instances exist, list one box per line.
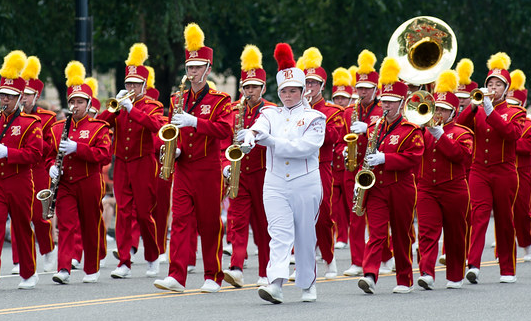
left=247, top=69, right=256, bottom=77
left=438, top=93, right=447, bottom=100
left=4, top=79, right=13, bottom=85
left=359, top=74, right=368, bottom=80
left=307, top=68, right=315, bottom=74
left=73, top=85, right=82, bottom=92
left=508, top=90, right=514, bottom=97
left=383, top=84, right=394, bottom=92
left=128, top=65, right=137, bottom=74
left=338, top=86, right=345, bottom=91
left=189, top=51, right=199, bottom=58
left=283, top=69, right=293, bottom=79
left=493, top=69, right=501, bottom=75
left=458, top=84, right=465, bottom=90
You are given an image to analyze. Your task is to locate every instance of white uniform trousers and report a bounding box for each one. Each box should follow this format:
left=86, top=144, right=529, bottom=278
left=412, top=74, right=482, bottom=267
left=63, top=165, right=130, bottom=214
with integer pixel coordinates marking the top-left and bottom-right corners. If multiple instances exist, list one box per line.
left=263, top=169, right=322, bottom=289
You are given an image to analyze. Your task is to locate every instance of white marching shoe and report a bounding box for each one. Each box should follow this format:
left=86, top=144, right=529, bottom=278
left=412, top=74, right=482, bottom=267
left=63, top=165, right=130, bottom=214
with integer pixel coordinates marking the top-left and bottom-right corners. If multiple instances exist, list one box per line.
left=358, top=276, right=376, bottom=294
left=187, top=265, right=196, bottom=273
left=393, top=285, right=413, bottom=294
left=11, top=263, right=20, bottom=275
left=83, top=271, right=100, bottom=283
left=18, top=273, right=39, bottom=290
left=466, top=267, right=479, bottom=284
left=43, top=248, right=56, bottom=272
left=200, top=279, right=221, bottom=293
left=523, top=245, right=531, bottom=262
left=325, top=257, right=337, bottom=279
left=154, top=276, right=185, bottom=292
left=343, top=264, right=363, bottom=276
left=438, top=254, right=446, bottom=265
left=446, top=280, right=463, bottom=289
left=223, top=269, right=244, bottom=288
left=256, top=277, right=268, bottom=287
left=158, top=253, right=168, bottom=263
left=301, top=284, right=317, bottom=302
left=417, top=274, right=434, bottom=290
left=288, top=270, right=296, bottom=281
left=146, top=258, right=160, bottom=277
left=52, top=269, right=70, bottom=284
left=223, top=243, right=233, bottom=256
left=379, top=258, right=394, bottom=274
left=111, top=265, right=131, bottom=279
left=500, top=275, right=517, bottom=283
left=71, top=259, right=81, bottom=270
left=258, top=284, right=283, bottom=304
left=334, top=241, right=347, bottom=249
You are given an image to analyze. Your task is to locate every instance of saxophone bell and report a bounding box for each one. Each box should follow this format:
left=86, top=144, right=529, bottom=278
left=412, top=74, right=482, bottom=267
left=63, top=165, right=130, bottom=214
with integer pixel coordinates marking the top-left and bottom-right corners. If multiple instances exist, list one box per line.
left=36, top=189, right=54, bottom=219
left=225, top=144, right=245, bottom=199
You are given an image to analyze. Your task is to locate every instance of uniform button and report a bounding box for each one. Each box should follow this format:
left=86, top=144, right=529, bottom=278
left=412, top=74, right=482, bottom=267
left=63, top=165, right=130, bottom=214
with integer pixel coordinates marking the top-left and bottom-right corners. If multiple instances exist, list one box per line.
left=125, top=147, right=129, bottom=150
left=70, top=136, right=73, bottom=139
left=379, top=170, right=383, bottom=174
left=189, top=133, right=193, bottom=137
left=0, top=163, right=3, bottom=166
left=125, top=156, right=128, bottom=160
left=485, top=139, right=489, bottom=142
left=432, top=168, right=436, bottom=172
left=286, top=118, right=289, bottom=122
left=247, top=116, right=251, bottom=119
left=128, top=128, right=132, bottom=132
left=189, top=143, right=193, bottom=147
left=2, top=124, right=6, bottom=128
left=245, top=156, right=249, bottom=160
left=485, top=149, right=489, bottom=153
left=68, top=166, right=72, bottom=170
left=486, top=128, right=490, bottom=132
left=432, top=159, right=436, bottom=162
left=379, top=180, right=383, bottom=184
left=432, top=149, right=436, bottom=153
left=285, top=161, right=289, bottom=165
left=129, top=120, right=132, bottom=123
left=0, top=172, right=3, bottom=176
left=69, top=176, right=73, bottom=180
left=286, top=174, right=290, bottom=178
left=484, top=160, right=488, bottom=164
left=246, top=167, right=250, bottom=170
left=192, top=112, right=195, bottom=115
left=188, top=154, right=192, bottom=158
left=192, top=101, right=196, bottom=105
left=68, top=156, right=72, bottom=159
left=73, top=129, right=76, bottom=132
left=433, top=179, right=436, bottom=183
left=126, top=137, right=130, bottom=141
left=337, top=165, right=340, bottom=168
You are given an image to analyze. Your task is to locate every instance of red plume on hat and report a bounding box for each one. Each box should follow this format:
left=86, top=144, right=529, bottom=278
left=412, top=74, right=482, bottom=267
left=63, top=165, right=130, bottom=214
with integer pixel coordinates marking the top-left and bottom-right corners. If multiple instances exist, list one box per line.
left=274, top=43, right=296, bottom=71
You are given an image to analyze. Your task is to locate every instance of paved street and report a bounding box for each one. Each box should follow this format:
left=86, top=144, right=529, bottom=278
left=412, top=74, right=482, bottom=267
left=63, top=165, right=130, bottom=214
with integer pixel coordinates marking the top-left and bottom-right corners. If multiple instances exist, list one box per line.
left=0, top=217, right=529, bottom=320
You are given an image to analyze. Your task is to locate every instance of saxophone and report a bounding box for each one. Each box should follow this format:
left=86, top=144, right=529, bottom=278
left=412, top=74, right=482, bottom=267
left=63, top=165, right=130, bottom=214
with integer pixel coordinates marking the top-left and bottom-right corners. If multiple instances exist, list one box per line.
left=225, top=95, right=247, bottom=199
left=343, top=98, right=360, bottom=172
left=352, top=110, right=389, bottom=216
left=36, top=105, right=75, bottom=219
left=158, top=74, right=189, bottom=180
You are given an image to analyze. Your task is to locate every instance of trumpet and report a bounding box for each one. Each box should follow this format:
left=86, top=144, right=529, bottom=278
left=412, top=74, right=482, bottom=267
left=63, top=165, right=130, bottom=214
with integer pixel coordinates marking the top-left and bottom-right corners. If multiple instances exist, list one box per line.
left=470, top=88, right=496, bottom=105
left=106, top=90, right=136, bottom=113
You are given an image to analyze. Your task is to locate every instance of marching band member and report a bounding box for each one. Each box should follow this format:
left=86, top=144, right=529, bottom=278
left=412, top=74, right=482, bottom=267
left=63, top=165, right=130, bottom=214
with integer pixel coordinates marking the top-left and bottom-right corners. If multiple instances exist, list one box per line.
left=153, top=23, right=232, bottom=293
left=457, top=52, right=525, bottom=284
left=99, top=43, right=164, bottom=279
left=455, top=59, right=478, bottom=117
left=507, top=70, right=531, bottom=261
left=417, top=70, right=473, bottom=290
left=239, top=43, right=325, bottom=303
left=330, top=67, right=352, bottom=249
left=302, top=47, right=344, bottom=280
left=11, top=56, right=56, bottom=273
left=49, top=61, right=111, bottom=284
left=223, top=45, right=273, bottom=288
left=357, top=57, right=424, bottom=294
left=0, top=50, right=41, bottom=289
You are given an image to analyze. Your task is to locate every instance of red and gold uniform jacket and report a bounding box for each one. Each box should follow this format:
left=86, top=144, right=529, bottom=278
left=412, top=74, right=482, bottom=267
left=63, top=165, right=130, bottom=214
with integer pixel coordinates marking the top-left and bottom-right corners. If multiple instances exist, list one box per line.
left=343, top=100, right=383, bottom=167
left=311, top=98, right=344, bottom=164
left=361, top=116, right=424, bottom=187
left=516, top=117, right=531, bottom=169
left=30, top=106, right=56, bottom=158
left=457, top=101, right=525, bottom=167
left=0, top=111, right=43, bottom=179
left=222, top=98, right=276, bottom=174
left=331, top=105, right=349, bottom=173
left=99, top=96, right=164, bottom=162
left=170, top=86, right=232, bottom=164
left=48, top=115, right=111, bottom=183
left=419, top=121, right=474, bottom=186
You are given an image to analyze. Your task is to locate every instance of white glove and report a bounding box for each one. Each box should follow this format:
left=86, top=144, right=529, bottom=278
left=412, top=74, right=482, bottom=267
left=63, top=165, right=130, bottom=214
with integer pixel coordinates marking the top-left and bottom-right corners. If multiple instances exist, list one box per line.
left=175, top=148, right=181, bottom=159
left=366, top=150, right=385, bottom=166
left=240, top=130, right=256, bottom=153
left=223, top=165, right=231, bottom=178
left=427, top=124, right=444, bottom=140
left=120, top=97, right=133, bottom=113
left=0, top=144, right=7, bottom=158
left=483, top=96, right=494, bottom=116
left=354, top=183, right=361, bottom=197
left=256, top=131, right=275, bottom=147
left=342, top=146, right=348, bottom=158
left=116, top=89, right=129, bottom=99
left=49, top=165, right=60, bottom=179
left=350, top=121, right=368, bottom=134
left=236, top=129, right=250, bottom=142
left=59, top=138, right=77, bottom=155
left=171, top=111, right=197, bottom=128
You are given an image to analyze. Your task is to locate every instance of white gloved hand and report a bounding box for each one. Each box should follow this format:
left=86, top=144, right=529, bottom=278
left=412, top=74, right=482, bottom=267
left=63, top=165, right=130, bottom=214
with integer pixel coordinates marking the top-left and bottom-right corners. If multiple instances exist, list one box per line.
left=354, top=182, right=361, bottom=197
left=427, top=124, right=444, bottom=140
left=171, top=111, right=198, bottom=128
left=350, top=121, right=368, bottom=134
left=223, top=165, right=231, bottom=178
left=120, top=97, right=133, bottom=113
left=236, top=129, right=250, bottom=142
left=175, top=147, right=181, bottom=159
left=59, top=138, right=77, bottom=155
left=241, top=130, right=256, bottom=153
left=342, top=146, right=348, bottom=158
left=483, top=96, right=494, bottom=116
left=49, top=165, right=60, bottom=179
left=0, top=144, right=7, bottom=158
left=116, top=89, right=129, bottom=100
left=256, top=131, right=275, bottom=147
left=366, top=150, right=385, bottom=167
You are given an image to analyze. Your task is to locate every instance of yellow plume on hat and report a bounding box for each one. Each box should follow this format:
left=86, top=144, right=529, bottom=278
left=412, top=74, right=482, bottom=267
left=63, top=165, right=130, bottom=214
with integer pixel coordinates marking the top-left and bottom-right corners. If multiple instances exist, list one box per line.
left=146, top=66, right=155, bottom=89
left=456, top=58, right=473, bottom=85
left=509, top=70, right=526, bottom=91
left=85, top=77, right=98, bottom=98
left=379, top=57, right=400, bottom=85
left=357, top=50, right=376, bottom=75
left=184, top=23, right=205, bottom=52
left=487, top=52, right=511, bottom=71
left=240, top=45, right=262, bottom=71
left=332, top=67, right=351, bottom=87
left=125, top=43, right=148, bottom=66
left=303, top=47, right=323, bottom=69
left=65, top=61, right=86, bottom=87
left=296, top=56, right=306, bottom=70
left=435, top=70, right=458, bottom=93
left=0, top=50, right=27, bottom=79
left=21, top=56, right=41, bottom=81
left=207, top=80, right=217, bottom=90
left=348, top=65, right=358, bottom=86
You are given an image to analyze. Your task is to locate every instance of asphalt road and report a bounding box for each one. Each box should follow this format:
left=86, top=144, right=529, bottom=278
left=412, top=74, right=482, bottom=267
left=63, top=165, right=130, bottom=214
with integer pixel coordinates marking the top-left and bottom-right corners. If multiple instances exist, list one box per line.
left=0, top=217, right=529, bottom=321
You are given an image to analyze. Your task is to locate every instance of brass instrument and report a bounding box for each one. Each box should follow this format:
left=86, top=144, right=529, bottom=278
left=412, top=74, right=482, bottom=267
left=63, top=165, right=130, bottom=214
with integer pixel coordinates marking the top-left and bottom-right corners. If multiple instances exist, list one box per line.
left=404, top=90, right=440, bottom=127
left=470, top=88, right=496, bottom=105
left=344, top=97, right=360, bottom=172
left=352, top=110, right=389, bottom=216
left=225, top=95, right=248, bottom=199
left=106, top=90, right=136, bottom=113
left=37, top=105, right=75, bottom=219
left=158, top=75, right=189, bottom=180
left=387, top=16, right=457, bottom=85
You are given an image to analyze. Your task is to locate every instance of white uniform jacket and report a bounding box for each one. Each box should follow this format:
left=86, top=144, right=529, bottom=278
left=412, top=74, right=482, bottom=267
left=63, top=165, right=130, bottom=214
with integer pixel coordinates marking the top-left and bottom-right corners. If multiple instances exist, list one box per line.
left=250, top=104, right=326, bottom=181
